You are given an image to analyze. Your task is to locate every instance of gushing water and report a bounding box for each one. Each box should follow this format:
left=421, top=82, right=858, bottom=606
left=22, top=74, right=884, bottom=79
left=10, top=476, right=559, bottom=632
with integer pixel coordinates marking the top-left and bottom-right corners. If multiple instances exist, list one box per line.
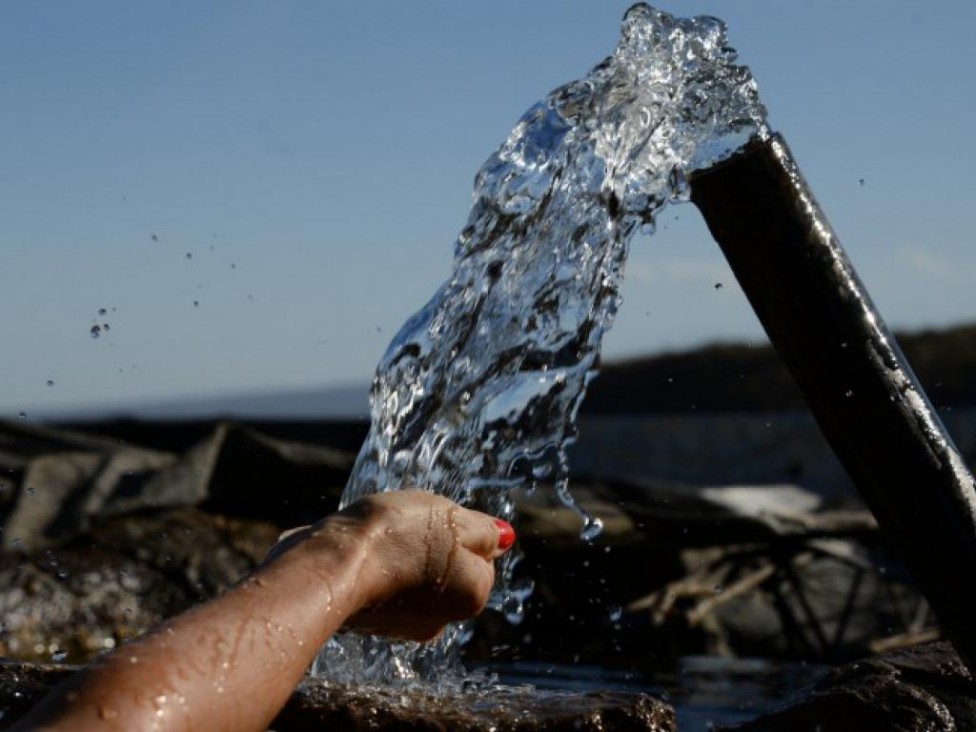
left=314, top=3, right=768, bottom=686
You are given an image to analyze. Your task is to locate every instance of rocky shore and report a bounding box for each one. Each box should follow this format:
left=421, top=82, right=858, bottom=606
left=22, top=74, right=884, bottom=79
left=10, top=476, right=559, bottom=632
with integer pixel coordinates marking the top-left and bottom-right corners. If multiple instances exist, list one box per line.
left=1, top=410, right=971, bottom=728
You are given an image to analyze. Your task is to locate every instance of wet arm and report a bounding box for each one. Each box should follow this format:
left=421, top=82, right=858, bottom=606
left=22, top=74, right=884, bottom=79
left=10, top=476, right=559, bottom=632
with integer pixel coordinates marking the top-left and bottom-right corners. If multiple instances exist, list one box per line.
left=13, top=492, right=508, bottom=732
left=13, top=519, right=369, bottom=732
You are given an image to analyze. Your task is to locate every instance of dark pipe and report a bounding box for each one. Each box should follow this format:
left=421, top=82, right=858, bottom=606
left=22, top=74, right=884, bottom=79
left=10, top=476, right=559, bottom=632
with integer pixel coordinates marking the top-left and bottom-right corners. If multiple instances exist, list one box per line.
left=689, top=133, right=976, bottom=671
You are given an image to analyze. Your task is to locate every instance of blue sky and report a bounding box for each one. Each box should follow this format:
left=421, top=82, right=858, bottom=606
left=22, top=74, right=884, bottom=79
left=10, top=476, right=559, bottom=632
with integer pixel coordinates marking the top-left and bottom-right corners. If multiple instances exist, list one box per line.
left=1, top=1, right=973, bottom=417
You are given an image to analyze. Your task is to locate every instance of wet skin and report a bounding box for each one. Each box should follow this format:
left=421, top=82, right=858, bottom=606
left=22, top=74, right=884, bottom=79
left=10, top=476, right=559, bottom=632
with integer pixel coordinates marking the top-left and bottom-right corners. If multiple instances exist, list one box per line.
left=13, top=491, right=512, bottom=732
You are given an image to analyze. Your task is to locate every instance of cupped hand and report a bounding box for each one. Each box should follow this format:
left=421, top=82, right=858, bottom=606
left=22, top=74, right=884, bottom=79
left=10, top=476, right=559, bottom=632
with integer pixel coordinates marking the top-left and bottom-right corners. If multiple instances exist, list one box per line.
left=270, top=491, right=514, bottom=642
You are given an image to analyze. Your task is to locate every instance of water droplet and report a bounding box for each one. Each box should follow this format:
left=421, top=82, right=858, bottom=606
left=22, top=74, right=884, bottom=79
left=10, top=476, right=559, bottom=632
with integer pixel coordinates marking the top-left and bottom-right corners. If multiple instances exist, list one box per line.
left=531, top=463, right=553, bottom=480
left=25, top=486, right=35, bottom=495
left=51, top=650, right=68, bottom=662
left=193, top=300, right=199, bottom=307
left=46, top=379, right=55, bottom=387
left=98, top=308, right=107, bottom=316
left=17, top=411, right=27, bottom=419
left=185, top=252, right=192, bottom=260
left=713, top=584, right=724, bottom=594
left=90, top=324, right=102, bottom=339
left=502, top=594, right=525, bottom=624
left=714, top=282, right=723, bottom=290
left=609, top=605, right=623, bottom=622
left=580, top=516, right=603, bottom=541
left=150, top=234, right=158, bottom=242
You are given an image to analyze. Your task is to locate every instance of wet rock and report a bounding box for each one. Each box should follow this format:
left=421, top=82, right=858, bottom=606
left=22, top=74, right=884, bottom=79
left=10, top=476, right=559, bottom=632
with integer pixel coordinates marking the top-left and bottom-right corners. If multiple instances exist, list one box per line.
left=0, top=508, right=280, bottom=663
left=0, top=662, right=675, bottom=731
left=0, top=661, right=74, bottom=728
left=0, top=420, right=353, bottom=551
left=0, top=418, right=940, bottom=675
left=725, top=641, right=976, bottom=731
left=279, top=680, right=674, bottom=731
left=86, top=507, right=280, bottom=599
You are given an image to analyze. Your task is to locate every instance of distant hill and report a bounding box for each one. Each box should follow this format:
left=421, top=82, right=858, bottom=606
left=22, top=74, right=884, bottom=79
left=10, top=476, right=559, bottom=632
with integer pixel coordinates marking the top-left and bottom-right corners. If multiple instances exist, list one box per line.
left=582, top=323, right=976, bottom=414
left=46, top=383, right=370, bottom=422
left=47, top=322, right=976, bottom=422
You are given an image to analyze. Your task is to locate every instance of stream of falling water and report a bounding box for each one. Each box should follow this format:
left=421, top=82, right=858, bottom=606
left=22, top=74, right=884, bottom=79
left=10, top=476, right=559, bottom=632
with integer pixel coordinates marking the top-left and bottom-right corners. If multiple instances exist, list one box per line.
left=313, top=3, right=769, bottom=687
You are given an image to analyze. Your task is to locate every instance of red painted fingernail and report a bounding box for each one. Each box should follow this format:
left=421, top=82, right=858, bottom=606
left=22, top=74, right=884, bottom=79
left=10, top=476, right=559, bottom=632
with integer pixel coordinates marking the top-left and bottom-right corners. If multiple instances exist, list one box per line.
left=494, top=519, right=515, bottom=551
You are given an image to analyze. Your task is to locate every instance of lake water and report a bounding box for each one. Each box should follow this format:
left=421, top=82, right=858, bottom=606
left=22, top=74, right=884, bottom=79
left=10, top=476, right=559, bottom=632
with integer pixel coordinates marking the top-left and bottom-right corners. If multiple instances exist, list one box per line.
left=487, top=657, right=826, bottom=730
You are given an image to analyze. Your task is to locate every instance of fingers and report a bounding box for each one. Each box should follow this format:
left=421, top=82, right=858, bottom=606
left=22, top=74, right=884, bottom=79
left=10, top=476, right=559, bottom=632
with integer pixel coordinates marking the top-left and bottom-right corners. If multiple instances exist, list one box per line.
left=352, top=490, right=515, bottom=561
left=455, top=509, right=515, bottom=560
left=450, top=547, right=496, bottom=615
left=412, top=552, right=496, bottom=641
left=348, top=548, right=496, bottom=641
left=494, top=519, right=515, bottom=552
left=320, top=492, right=512, bottom=642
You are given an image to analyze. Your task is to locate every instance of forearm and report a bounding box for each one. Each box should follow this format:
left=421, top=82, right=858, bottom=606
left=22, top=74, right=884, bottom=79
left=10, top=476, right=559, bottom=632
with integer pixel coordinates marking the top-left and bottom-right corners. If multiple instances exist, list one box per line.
left=14, top=525, right=367, bottom=732
left=12, top=491, right=508, bottom=731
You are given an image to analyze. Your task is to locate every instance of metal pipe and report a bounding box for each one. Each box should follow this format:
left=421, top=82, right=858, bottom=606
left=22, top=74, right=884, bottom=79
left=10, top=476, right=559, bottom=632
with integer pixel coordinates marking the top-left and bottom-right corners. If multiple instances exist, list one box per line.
left=689, top=133, right=976, bottom=671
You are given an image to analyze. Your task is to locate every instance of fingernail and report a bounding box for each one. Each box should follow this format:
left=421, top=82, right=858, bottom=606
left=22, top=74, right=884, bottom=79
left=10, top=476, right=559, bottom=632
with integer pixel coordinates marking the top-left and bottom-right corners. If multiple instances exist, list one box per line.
left=494, top=519, right=515, bottom=551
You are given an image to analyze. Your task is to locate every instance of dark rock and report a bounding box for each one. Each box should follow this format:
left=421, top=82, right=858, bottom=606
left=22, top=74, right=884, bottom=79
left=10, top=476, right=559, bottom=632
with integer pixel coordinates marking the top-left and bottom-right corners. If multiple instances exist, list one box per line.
left=725, top=641, right=976, bottom=731
left=0, top=662, right=75, bottom=727
left=0, top=508, right=280, bottom=663
left=278, top=680, right=674, bottom=731
left=0, top=662, right=675, bottom=731
left=0, top=420, right=353, bottom=551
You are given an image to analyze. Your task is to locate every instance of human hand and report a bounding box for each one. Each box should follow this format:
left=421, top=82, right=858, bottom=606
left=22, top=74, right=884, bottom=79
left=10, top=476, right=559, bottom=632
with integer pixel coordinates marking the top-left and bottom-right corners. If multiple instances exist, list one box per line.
left=269, top=491, right=515, bottom=642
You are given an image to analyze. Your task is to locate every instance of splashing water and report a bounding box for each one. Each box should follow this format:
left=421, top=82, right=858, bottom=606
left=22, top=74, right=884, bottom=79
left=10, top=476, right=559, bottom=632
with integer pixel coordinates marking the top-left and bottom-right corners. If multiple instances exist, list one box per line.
left=314, top=3, right=768, bottom=686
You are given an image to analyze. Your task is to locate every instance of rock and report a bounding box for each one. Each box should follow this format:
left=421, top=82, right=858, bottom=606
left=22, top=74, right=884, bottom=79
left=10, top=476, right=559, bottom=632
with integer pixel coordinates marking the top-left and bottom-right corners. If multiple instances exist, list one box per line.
left=0, top=661, right=675, bottom=731
left=0, top=661, right=75, bottom=727
left=0, top=418, right=944, bottom=681
left=0, top=420, right=354, bottom=551
left=278, top=680, right=675, bottom=731
left=0, top=508, right=280, bottom=663
left=725, top=641, right=976, bottom=731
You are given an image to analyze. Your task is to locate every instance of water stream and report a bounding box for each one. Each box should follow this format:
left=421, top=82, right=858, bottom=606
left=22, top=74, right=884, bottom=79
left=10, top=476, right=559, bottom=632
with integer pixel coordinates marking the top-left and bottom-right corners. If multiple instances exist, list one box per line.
left=315, top=3, right=769, bottom=686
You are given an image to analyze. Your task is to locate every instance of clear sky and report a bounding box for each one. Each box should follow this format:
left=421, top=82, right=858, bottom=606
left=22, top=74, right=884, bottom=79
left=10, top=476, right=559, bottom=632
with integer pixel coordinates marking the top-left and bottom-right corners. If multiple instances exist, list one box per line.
left=2, top=1, right=974, bottom=417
